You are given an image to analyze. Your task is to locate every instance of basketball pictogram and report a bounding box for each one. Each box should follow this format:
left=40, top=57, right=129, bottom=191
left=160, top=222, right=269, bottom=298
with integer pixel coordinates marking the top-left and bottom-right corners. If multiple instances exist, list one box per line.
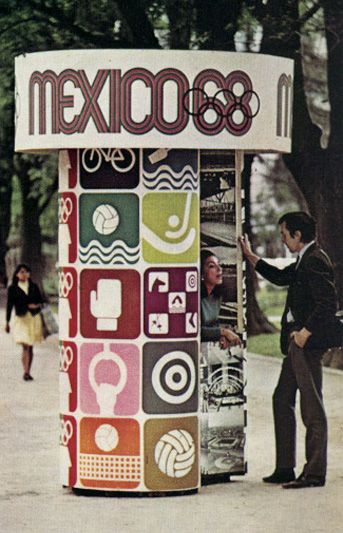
left=154, top=429, right=195, bottom=478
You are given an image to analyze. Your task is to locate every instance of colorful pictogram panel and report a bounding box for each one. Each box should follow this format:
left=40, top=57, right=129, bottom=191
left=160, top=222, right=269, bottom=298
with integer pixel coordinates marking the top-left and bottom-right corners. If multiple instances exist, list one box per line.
left=143, top=341, right=198, bottom=415
left=80, top=343, right=140, bottom=416
left=144, top=267, right=198, bottom=338
left=59, top=268, right=78, bottom=338
left=79, top=193, right=139, bottom=265
left=60, top=415, right=77, bottom=487
left=142, top=149, right=198, bottom=191
left=80, top=269, right=140, bottom=339
left=79, top=417, right=141, bottom=489
left=142, top=192, right=199, bottom=264
left=58, top=193, right=77, bottom=265
left=144, top=416, right=199, bottom=491
left=59, top=341, right=77, bottom=413
left=57, top=146, right=203, bottom=493
left=80, top=148, right=139, bottom=189
left=59, top=150, right=78, bottom=190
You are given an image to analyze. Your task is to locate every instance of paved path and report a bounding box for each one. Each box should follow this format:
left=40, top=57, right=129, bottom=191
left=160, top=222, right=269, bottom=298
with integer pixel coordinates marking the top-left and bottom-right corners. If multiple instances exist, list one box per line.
left=0, top=300, right=342, bottom=533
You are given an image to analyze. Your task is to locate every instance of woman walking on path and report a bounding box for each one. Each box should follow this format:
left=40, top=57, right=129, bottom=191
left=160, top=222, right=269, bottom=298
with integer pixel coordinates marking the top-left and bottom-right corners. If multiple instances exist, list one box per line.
left=5, top=264, right=43, bottom=381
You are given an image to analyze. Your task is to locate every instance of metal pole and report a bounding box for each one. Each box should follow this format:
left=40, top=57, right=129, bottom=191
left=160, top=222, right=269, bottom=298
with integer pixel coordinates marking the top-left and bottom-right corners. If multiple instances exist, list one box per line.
left=235, top=150, right=244, bottom=333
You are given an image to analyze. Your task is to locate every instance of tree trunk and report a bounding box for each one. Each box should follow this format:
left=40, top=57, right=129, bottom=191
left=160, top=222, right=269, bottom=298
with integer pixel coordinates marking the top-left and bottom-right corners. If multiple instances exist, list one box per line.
left=166, top=0, right=193, bottom=49
left=115, top=0, right=161, bottom=48
left=259, top=0, right=343, bottom=308
left=0, top=179, right=12, bottom=286
left=17, top=159, right=44, bottom=289
left=244, top=155, right=278, bottom=334
left=0, top=95, right=14, bottom=285
left=195, top=0, right=242, bottom=51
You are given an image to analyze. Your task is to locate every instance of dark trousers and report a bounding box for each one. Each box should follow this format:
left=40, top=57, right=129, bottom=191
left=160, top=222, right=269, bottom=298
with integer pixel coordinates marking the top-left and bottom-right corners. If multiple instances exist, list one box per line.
left=273, top=339, right=327, bottom=477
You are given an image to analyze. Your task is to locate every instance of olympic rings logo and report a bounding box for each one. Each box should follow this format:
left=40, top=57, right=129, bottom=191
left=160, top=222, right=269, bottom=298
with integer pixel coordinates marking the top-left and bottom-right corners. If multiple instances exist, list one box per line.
left=58, top=197, right=73, bottom=224
left=60, top=345, right=74, bottom=372
left=182, top=70, right=260, bottom=136
left=59, top=271, right=74, bottom=298
left=60, top=419, right=73, bottom=446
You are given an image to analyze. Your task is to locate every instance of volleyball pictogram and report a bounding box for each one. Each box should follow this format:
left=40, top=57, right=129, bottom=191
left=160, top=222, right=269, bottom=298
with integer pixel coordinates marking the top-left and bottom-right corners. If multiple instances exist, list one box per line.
left=154, top=429, right=195, bottom=478
left=95, top=423, right=119, bottom=452
left=92, top=204, right=120, bottom=235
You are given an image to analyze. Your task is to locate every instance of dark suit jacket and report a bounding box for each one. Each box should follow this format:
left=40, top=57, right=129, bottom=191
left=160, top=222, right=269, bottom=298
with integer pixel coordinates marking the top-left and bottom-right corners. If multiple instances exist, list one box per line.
left=255, top=243, right=342, bottom=354
left=6, top=281, right=43, bottom=323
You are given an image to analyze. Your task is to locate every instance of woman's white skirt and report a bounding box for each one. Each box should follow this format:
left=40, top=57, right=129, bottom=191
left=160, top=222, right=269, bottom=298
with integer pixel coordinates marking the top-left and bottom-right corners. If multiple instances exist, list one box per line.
left=12, top=312, right=43, bottom=346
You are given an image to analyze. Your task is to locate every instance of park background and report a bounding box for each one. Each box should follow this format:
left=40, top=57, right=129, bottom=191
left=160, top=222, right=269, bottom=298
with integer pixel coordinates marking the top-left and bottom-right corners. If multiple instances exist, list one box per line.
left=0, top=1, right=342, bottom=355
left=0, top=3, right=343, bottom=533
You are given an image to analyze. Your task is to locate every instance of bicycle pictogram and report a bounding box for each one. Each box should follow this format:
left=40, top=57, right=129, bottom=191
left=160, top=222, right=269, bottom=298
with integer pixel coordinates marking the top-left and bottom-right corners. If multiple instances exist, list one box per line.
left=81, top=148, right=136, bottom=174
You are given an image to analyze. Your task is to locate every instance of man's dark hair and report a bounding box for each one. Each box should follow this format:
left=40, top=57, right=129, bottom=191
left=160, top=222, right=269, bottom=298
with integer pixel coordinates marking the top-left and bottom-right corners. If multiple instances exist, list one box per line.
left=278, top=211, right=316, bottom=243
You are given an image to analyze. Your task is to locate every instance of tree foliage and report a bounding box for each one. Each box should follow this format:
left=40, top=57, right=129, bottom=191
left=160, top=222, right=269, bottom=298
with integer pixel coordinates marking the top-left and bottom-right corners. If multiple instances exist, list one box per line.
left=0, top=0, right=342, bottom=312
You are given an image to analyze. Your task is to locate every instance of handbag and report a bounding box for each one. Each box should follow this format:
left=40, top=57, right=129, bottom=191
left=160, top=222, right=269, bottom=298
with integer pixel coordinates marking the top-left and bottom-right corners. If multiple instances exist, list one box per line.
left=40, top=304, right=58, bottom=338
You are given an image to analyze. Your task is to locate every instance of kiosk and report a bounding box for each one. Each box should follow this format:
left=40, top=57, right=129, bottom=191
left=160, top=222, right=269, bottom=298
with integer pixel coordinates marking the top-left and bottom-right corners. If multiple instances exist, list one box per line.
left=15, top=50, right=293, bottom=494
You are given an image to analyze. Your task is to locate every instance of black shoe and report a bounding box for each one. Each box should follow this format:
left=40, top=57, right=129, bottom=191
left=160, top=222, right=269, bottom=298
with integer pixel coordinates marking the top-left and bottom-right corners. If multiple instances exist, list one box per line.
left=282, top=474, right=325, bottom=489
left=23, top=373, right=33, bottom=381
left=263, top=469, right=295, bottom=484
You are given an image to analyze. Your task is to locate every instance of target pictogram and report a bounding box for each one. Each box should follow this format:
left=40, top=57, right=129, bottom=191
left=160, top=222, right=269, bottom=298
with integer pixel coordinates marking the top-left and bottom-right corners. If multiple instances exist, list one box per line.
left=143, top=341, right=198, bottom=414
left=152, top=351, right=196, bottom=405
left=186, top=271, right=198, bottom=292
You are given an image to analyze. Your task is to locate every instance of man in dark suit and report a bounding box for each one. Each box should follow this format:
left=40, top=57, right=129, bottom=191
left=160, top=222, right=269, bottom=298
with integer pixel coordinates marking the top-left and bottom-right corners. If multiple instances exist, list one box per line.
left=240, top=212, right=341, bottom=489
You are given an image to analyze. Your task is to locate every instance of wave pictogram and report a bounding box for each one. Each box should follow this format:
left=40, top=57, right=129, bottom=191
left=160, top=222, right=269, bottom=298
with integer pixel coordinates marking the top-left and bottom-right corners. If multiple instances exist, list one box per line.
left=143, top=165, right=198, bottom=191
left=79, top=240, right=140, bottom=264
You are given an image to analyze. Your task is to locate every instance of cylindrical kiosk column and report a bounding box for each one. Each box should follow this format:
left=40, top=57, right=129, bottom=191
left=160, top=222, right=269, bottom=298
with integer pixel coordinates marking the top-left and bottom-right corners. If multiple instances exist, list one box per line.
left=58, top=147, right=200, bottom=493
left=14, top=50, right=293, bottom=494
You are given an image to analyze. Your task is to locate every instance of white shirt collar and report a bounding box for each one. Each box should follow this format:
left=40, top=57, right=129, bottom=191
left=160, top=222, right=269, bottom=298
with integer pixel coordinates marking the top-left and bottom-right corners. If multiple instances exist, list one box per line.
left=297, top=240, right=315, bottom=263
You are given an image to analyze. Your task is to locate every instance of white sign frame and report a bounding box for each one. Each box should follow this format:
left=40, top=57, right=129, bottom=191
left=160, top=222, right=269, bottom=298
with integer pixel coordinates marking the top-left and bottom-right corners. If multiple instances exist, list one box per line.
left=15, top=50, right=293, bottom=153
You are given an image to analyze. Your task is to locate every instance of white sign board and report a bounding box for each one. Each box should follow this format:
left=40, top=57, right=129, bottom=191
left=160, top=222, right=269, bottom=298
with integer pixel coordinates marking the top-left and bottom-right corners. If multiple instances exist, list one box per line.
left=15, top=50, right=293, bottom=152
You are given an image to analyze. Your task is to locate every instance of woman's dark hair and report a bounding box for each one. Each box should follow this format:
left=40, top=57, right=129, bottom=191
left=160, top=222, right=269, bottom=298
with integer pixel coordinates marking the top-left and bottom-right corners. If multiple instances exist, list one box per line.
left=200, top=249, right=216, bottom=271
left=200, top=249, right=222, bottom=297
left=278, top=211, right=316, bottom=243
left=12, top=264, right=31, bottom=285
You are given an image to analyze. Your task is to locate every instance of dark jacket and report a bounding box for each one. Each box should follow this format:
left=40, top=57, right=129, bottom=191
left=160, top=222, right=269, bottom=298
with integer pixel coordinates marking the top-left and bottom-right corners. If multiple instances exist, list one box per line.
left=255, top=243, right=342, bottom=354
left=6, top=281, right=43, bottom=323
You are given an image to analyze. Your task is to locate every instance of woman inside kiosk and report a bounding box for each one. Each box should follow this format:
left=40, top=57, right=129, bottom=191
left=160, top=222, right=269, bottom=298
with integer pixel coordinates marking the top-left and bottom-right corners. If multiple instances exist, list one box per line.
left=200, top=249, right=241, bottom=349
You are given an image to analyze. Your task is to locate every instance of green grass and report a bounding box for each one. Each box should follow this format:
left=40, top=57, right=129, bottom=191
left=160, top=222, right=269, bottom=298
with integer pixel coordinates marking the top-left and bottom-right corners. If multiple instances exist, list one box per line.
left=247, top=332, right=282, bottom=358
left=247, top=284, right=286, bottom=358
left=257, top=285, right=287, bottom=317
